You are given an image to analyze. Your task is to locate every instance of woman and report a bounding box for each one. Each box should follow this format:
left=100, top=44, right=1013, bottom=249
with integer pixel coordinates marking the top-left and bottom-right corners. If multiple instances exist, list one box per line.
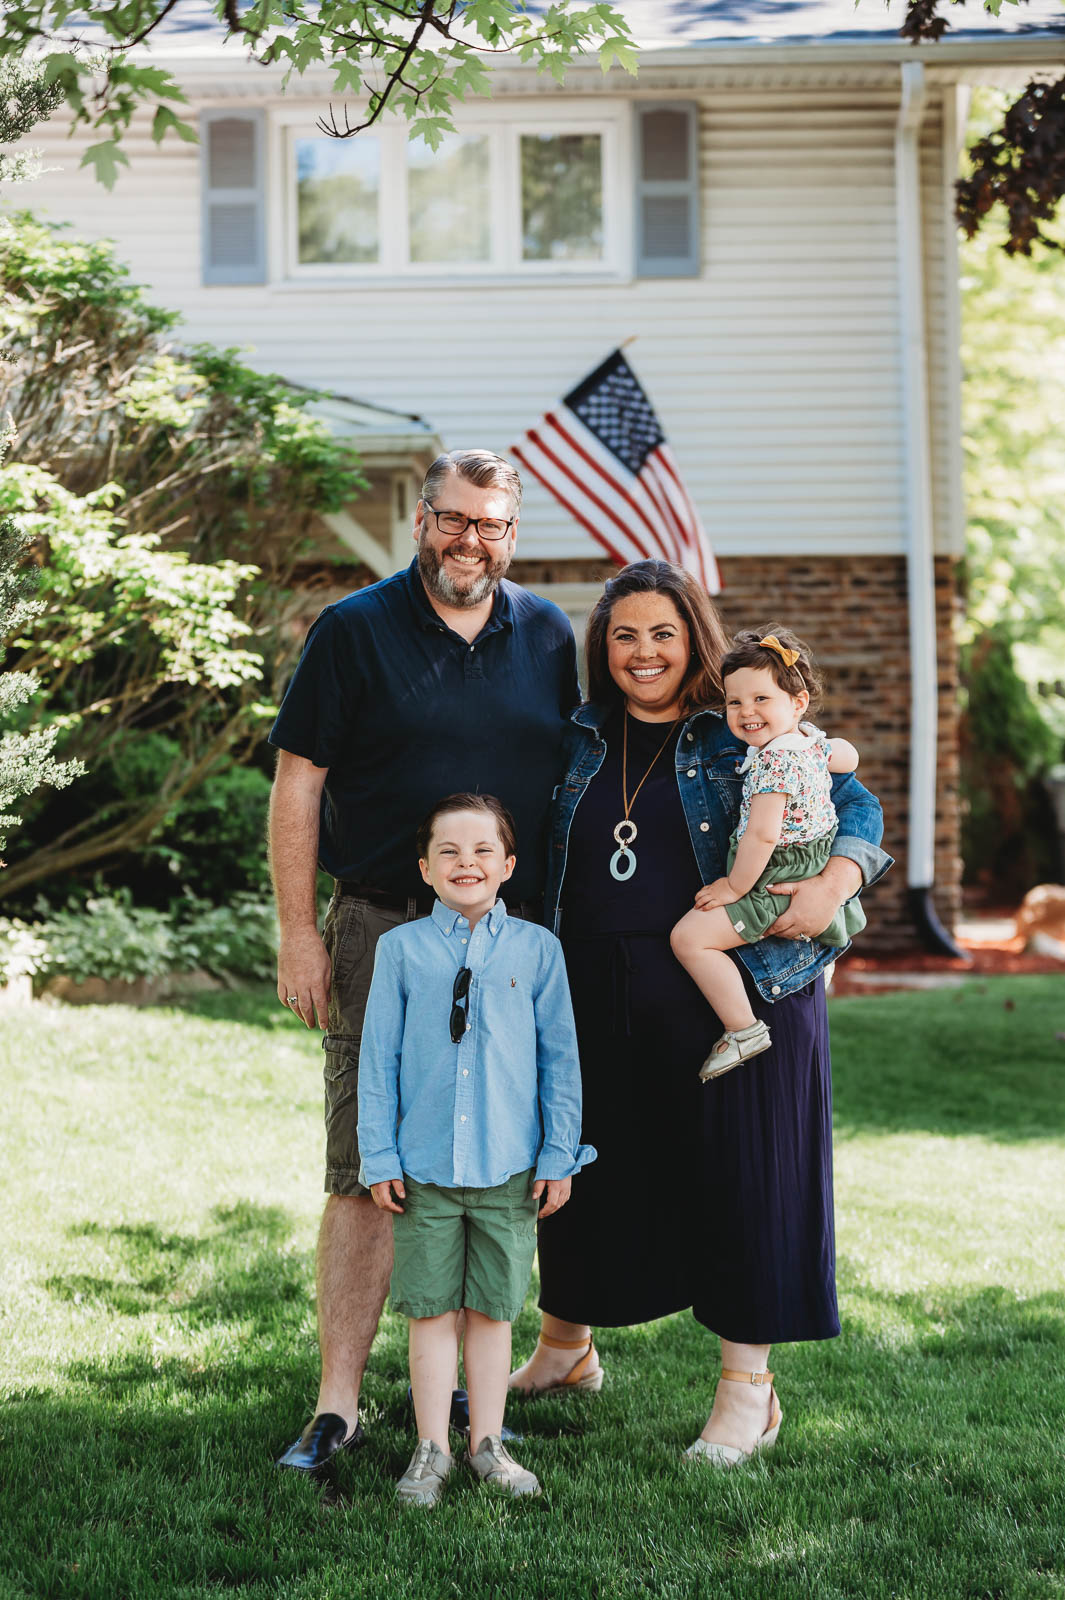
left=510, top=561, right=890, bottom=1463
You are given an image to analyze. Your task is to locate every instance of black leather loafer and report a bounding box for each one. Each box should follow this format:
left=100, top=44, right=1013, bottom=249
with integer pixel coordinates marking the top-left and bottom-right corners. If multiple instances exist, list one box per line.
left=276, top=1412, right=366, bottom=1472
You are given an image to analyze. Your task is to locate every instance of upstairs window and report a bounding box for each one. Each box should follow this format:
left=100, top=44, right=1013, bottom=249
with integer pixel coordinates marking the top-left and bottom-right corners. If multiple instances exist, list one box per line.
left=520, top=133, right=603, bottom=262
left=295, top=136, right=380, bottom=264
left=408, top=133, right=492, bottom=265
left=204, top=101, right=699, bottom=285
left=282, top=109, right=625, bottom=278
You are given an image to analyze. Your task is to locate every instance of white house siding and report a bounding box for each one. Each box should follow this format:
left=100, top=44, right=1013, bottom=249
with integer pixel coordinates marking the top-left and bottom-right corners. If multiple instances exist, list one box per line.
left=16, top=77, right=959, bottom=566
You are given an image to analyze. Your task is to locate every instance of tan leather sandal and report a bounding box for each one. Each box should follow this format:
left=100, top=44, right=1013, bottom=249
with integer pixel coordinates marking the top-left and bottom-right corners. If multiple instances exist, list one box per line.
left=684, top=1367, right=782, bottom=1467
left=526, top=1332, right=605, bottom=1397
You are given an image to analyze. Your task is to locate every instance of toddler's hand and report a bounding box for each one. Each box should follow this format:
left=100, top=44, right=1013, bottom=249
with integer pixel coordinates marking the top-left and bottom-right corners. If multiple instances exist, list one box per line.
left=695, top=877, right=738, bottom=910
left=533, top=1177, right=571, bottom=1218
left=370, top=1178, right=405, bottom=1213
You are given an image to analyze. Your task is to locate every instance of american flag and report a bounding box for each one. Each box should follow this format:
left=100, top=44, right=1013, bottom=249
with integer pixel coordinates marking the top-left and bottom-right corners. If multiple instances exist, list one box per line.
left=510, top=348, right=720, bottom=593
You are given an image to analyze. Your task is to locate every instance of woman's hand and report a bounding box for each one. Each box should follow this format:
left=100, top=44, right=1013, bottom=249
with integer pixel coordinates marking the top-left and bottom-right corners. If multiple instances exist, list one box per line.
left=694, top=877, right=739, bottom=910
left=370, top=1178, right=405, bottom=1213
left=766, top=859, right=861, bottom=938
left=533, top=1177, right=571, bottom=1217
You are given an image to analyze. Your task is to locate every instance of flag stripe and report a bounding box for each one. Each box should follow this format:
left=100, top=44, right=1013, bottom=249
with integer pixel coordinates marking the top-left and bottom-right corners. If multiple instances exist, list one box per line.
left=512, top=430, right=648, bottom=567
left=653, top=446, right=720, bottom=591
left=526, top=419, right=656, bottom=565
left=510, top=442, right=635, bottom=569
left=646, top=448, right=715, bottom=593
left=645, top=451, right=709, bottom=588
left=523, top=426, right=652, bottom=565
left=639, top=474, right=685, bottom=568
left=545, top=413, right=661, bottom=563
left=639, top=456, right=690, bottom=570
left=550, top=409, right=685, bottom=569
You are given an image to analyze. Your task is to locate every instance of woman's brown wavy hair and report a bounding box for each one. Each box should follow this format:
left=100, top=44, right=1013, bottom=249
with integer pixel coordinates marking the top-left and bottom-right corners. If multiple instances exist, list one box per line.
left=584, top=560, right=730, bottom=715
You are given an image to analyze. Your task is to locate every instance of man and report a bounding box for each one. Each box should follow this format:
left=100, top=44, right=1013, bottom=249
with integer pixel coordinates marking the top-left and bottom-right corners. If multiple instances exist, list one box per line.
left=269, top=449, right=580, bottom=1473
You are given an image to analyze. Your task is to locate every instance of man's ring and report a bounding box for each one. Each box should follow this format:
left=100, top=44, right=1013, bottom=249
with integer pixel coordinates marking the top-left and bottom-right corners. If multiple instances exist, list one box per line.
left=287, top=995, right=299, bottom=1005
left=798, top=934, right=812, bottom=943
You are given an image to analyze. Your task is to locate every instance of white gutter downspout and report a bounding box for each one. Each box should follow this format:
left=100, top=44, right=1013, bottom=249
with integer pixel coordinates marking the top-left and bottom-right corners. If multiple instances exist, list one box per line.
left=894, top=61, right=964, bottom=956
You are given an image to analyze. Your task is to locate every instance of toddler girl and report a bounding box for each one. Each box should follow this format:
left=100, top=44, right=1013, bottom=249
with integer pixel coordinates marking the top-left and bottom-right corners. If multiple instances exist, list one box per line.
left=670, top=628, right=864, bottom=1083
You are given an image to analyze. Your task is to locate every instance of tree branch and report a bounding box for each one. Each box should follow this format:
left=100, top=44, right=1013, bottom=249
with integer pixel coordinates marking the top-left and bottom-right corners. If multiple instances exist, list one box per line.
left=319, top=0, right=446, bottom=136
left=124, top=0, right=183, bottom=50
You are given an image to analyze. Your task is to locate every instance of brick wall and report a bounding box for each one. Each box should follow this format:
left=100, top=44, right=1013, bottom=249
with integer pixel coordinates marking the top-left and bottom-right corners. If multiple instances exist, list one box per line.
left=510, top=553, right=964, bottom=952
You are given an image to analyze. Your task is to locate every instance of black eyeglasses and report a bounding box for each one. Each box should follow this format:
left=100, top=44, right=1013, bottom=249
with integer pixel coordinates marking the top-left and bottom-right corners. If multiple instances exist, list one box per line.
left=450, top=966, right=472, bottom=1043
left=428, top=505, right=516, bottom=542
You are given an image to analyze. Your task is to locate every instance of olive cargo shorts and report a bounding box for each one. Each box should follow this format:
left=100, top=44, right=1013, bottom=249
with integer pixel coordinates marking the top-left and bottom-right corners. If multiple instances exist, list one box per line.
left=322, top=895, right=425, bottom=1197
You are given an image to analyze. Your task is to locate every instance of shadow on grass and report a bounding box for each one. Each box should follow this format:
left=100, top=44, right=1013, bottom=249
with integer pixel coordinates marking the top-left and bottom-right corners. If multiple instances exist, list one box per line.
left=2, top=1284, right=1063, bottom=1600
left=45, top=1203, right=306, bottom=1331
left=154, top=986, right=312, bottom=1034
left=828, top=976, right=1065, bottom=1143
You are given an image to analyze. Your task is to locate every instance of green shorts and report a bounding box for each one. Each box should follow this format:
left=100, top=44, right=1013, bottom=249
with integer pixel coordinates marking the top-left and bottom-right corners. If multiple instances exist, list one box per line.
left=725, top=826, right=867, bottom=949
left=390, top=1169, right=538, bottom=1323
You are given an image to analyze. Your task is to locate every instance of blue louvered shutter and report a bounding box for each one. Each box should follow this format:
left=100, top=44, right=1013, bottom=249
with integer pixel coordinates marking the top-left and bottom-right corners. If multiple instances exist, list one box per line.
left=201, top=111, right=266, bottom=285
left=635, top=104, right=699, bottom=278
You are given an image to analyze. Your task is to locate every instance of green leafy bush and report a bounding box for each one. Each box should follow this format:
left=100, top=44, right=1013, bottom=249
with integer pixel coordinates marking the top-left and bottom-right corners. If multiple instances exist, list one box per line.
left=960, top=627, right=1063, bottom=895
left=38, top=892, right=178, bottom=983
left=0, top=890, right=278, bottom=987
left=154, top=765, right=273, bottom=902
left=0, top=213, right=363, bottom=904
left=174, top=894, right=278, bottom=983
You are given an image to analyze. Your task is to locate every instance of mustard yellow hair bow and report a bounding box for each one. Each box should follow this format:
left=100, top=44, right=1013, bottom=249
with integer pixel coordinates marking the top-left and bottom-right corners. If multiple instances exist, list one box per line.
left=759, top=635, right=800, bottom=669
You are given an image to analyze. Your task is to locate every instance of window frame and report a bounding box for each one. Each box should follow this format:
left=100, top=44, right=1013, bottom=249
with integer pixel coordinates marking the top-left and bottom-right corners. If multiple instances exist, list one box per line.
left=272, top=100, right=632, bottom=286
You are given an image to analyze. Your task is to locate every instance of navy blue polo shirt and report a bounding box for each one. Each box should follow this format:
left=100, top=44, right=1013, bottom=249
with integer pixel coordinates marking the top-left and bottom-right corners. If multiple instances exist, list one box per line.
left=269, top=560, right=580, bottom=904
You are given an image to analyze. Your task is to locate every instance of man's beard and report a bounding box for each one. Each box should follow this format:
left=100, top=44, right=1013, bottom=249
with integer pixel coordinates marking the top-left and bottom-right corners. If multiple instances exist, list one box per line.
left=417, top=534, right=511, bottom=609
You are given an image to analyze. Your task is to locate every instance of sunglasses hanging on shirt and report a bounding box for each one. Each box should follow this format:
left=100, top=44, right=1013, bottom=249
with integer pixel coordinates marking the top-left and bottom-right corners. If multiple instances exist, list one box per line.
left=450, top=966, right=472, bottom=1043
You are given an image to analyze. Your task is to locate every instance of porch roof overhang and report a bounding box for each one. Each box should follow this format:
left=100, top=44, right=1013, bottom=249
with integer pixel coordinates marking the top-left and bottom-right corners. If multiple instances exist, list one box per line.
left=297, top=390, right=444, bottom=468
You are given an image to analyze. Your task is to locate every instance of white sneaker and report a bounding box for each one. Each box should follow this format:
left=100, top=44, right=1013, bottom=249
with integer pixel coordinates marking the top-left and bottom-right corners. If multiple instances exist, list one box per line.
left=466, top=1434, right=541, bottom=1497
left=396, top=1439, right=453, bottom=1507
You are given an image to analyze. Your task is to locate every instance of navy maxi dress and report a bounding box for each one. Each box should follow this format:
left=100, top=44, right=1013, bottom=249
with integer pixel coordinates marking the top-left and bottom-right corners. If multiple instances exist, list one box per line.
left=536, top=710, right=840, bottom=1344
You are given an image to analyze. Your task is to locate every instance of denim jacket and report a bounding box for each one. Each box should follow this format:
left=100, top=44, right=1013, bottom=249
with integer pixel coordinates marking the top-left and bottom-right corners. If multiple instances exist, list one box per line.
left=545, top=702, right=893, bottom=1003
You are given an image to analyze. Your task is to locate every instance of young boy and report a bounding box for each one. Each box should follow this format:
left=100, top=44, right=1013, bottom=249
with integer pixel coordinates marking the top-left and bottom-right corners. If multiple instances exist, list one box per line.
left=356, top=793, right=595, bottom=1508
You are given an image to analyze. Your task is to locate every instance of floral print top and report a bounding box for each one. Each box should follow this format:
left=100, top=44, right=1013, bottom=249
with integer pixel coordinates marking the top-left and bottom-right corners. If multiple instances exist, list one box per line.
left=736, top=724, right=838, bottom=846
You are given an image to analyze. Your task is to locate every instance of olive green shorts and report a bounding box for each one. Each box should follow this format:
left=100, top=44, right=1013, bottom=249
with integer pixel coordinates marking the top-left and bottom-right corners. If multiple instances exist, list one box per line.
left=725, top=826, right=867, bottom=949
left=390, top=1169, right=538, bottom=1323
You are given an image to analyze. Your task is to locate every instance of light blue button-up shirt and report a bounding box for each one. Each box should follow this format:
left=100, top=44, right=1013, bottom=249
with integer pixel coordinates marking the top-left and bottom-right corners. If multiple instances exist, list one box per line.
left=357, top=898, right=596, bottom=1190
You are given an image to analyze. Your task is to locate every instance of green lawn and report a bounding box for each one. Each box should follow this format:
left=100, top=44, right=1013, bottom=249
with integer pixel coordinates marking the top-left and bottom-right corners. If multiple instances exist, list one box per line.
left=1, top=979, right=1063, bottom=1600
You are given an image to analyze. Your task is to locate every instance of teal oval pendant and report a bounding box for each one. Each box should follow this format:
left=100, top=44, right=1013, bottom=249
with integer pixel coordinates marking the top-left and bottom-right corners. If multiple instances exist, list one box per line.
left=609, top=846, right=637, bottom=881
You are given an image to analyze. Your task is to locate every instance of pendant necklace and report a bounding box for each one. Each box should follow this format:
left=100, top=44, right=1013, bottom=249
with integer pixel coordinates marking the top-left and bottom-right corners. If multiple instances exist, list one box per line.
left=609, top=712, right=681, bottom=882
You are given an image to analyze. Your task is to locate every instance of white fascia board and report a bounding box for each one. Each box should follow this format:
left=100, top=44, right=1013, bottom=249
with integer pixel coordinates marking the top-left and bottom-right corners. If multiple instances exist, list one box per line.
left=155, top=34, right=1065, bottom=98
